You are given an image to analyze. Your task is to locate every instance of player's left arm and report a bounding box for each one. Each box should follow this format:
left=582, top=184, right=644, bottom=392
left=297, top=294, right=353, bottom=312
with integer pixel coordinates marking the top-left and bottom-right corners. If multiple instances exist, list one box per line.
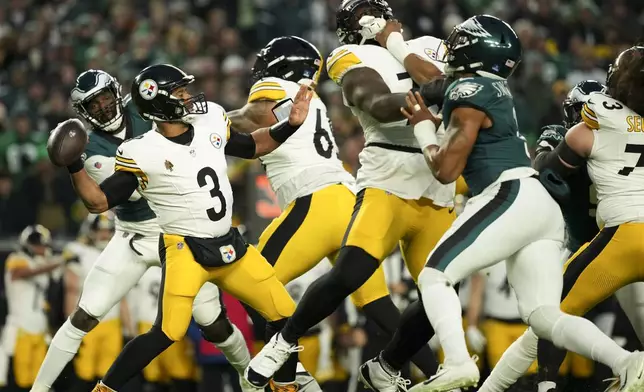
left=375, top=20, right=442, bottom=85
left=401, top=91, right=483, bottom=184
left=225, top=84, right=313, bottom=159
left=534, top=104, right=596, bottom=177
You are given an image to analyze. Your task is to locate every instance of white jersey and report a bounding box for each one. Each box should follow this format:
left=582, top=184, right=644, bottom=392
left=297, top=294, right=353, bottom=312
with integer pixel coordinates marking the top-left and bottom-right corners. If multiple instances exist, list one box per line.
left=64, top=241, right=120, bottom=321
left=3, top=252, right=49, bottom=334
left=326, top=36, right=455, bottom=205
left=481, top=262, right=521, bottom=321
left=115, top=102, right=234, bottom=238
left=582, top=92, right=644, bottom=227
left=133, top=266, right=162, bottom=325
left=247, top=77, right=356, bottom=209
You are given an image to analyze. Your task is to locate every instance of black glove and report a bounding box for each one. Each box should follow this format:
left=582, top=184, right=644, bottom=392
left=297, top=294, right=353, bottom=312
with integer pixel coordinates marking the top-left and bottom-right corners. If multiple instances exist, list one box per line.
left=413, top=76, right=455, bottom=110
left=536, top=124, right=566, bottom=155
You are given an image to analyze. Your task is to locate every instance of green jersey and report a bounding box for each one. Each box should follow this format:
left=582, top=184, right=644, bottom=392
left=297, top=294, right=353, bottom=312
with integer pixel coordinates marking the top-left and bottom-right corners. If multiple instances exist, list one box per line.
left=84, top=95, right=155, bottom=223
left=442, top=77, right=532, bottom=195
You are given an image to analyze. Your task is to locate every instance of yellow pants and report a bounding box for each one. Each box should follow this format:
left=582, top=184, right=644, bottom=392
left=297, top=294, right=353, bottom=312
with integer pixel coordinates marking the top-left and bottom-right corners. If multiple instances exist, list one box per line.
left=139, top=322, right=197, bottom=382
left=257, top=184, right=389, bottom=308
left=13, top=330, right=47, bottom=388
left=159, top=235, right=295, bottom=341
left=344, top=188, right=455, bottom=281
left=75, top=318, right=123, bottom=381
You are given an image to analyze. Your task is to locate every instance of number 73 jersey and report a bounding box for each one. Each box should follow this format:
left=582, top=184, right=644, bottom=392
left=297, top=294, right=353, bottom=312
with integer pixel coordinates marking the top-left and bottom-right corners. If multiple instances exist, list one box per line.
left=248, top=77, right=355, bottom=209
left=581, top=92, right=644, bottom=227
left=115, top=102, right=233, bottom=238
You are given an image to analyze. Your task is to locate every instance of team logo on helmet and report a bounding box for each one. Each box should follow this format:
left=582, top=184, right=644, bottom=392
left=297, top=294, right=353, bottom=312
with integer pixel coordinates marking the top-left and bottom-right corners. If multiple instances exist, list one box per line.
left=139, top=79, right=158, bottom=100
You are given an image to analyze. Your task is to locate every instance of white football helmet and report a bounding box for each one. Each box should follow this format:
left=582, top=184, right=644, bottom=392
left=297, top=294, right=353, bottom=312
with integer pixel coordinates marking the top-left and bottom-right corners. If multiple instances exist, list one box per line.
left=19, top=224, right=52, bottom=257
left=70, top=70, right=124, bottom=133
left=80, top=212, right=115, bottom=250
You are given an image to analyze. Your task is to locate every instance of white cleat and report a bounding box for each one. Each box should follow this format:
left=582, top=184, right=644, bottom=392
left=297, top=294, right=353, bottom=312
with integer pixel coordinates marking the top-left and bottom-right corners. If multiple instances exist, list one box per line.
left=296, top=362, right=322, bottom=392
left=408, top=357, right=479, bottom=392
left=359, top=356, right=411, bottom=392
left=244, top=333, right=303, bottom=388
left=239, top=374, right=264, bottom=392
left=613, top=351, right=644, bottom=392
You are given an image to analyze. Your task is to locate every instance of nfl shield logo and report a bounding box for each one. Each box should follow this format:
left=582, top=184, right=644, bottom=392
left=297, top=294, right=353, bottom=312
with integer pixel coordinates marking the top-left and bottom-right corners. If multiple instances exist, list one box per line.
left=210, top=133, right=223, bottom=149
left=219, top=245, right=236, bottom=263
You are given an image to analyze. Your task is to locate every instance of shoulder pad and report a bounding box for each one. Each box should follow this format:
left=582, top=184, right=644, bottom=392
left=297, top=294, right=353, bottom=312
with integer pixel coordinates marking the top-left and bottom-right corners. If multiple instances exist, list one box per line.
left=248, top=78, right=287, bottom=103
left=326, top=45, right=365, bottom=84
left=582, top=92, right=625, bottom=131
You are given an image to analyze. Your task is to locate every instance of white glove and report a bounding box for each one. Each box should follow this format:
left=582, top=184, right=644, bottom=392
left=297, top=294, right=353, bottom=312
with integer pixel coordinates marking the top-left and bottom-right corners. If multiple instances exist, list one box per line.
left=465, top=325, right=487, bottom=353
left=358, top=15, right=387, bottom=44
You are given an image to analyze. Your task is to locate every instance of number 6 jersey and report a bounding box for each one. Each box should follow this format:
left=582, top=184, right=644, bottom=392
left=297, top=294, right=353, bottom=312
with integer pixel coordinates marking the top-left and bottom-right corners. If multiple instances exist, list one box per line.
left=581, top=92, right=644, bottom=227
left=248, top=77, right=356, bottom=209
left=114, top=102, right=234, bottom=238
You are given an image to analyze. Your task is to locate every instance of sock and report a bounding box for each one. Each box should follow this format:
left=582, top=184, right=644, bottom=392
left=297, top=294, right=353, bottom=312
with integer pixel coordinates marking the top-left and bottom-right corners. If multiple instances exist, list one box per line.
left=32, top=318, right=87, bottom=389
left=380, top=300, right=437, bottom=375
left=537, top=338, right=566, bottom=385
left=281, top=246, right=380, bottom=344
left=537, top=381, right=557, bottom=392
left=363, top=297, right=438, bottom=377
left=419, top=277, right=469, bottom=365
left=213, top=324, right=250, bottom=375
left=102, top=327, right=173, bottom=389
left=478, top=328, right=538, bottom=392
left=549, top=313, right=630, bottom=374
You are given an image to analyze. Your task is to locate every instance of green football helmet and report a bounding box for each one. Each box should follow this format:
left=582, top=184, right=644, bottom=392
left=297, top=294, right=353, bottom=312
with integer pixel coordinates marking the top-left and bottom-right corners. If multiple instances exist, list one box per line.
left=442, top=15, right=522, bottom=79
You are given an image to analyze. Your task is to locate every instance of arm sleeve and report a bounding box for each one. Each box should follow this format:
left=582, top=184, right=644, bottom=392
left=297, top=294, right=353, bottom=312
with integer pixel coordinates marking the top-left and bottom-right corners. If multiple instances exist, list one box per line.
left=224, top=128, right=256, bottom=159
left=100, top=171, right=140, bottom=208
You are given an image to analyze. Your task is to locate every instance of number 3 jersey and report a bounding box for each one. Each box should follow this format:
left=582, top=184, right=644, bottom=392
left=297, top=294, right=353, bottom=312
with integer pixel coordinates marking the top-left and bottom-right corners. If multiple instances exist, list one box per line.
left=581, top=92, right=644, bottom=227
left=248, top=77, right=355, bottom=209
left=326, top=36, right=455, bottom=205
left=115, top=101, right=234, bottom=238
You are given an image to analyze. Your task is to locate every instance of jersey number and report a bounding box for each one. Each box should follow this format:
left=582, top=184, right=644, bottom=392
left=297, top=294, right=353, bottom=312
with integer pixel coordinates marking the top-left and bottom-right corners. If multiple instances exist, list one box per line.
left=197, top=167, right=227, bottom=221
left=313, top=109, right=334, bottom=159
left=618, top=144, right=644, bottom=176
left=603, top=101, right=623, bottom=110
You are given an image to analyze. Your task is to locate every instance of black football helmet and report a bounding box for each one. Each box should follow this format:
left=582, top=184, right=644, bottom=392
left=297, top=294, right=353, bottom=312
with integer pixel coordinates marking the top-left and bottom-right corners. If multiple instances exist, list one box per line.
left=441, top=15, right=522, bottom=79
left=251, top=36, right=323, bottom=85
left=562, top=80, right=605, bottom=128
left=131, top=64, right=207, bottom=122
left=606, top=46, right=644, bottom=97
left=336, top=0, right=393, bottom=45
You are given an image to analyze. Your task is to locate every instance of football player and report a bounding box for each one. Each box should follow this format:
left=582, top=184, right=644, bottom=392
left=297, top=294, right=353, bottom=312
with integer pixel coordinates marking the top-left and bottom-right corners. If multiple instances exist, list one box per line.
left=48, top=63, right=315, bottom=392
left=358, top=16, right=644, bottom=392
left=62, top=213, right=131, bottom=390
left=32, top=70, right=253, bottom=392
left=135, top=266, right=199, bottom=391
left=246, top=0, right=460, bottom=387
left=3, top=225, right=62, bottom=389
left=480, top=49, right=644, bottom=392
left=227, top=35, right=439, bottom=379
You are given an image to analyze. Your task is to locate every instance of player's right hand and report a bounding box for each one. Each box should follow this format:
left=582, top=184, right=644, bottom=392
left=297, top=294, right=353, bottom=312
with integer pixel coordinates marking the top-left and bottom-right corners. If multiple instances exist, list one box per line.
left=288, top=83, right=314, bottom=127
left=536, top=124, right=566, bottom=154
left=465, top=325, right=487, bottom=353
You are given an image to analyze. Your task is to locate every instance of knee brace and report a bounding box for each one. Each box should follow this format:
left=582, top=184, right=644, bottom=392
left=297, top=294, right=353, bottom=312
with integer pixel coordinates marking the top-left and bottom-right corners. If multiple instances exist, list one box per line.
left=418, top=267, right=454, bottom=289
left=200, top=312, right=234, bottom=344
left=192, top=296, right=223, bottom=327
left=70, top=308, right=100, bottom=332
left=527, top=305, right=564, bottom=344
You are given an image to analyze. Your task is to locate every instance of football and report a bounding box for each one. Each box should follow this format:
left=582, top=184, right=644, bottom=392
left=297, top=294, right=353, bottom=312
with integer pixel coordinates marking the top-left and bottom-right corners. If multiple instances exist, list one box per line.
left=47, top=119, right=88, bottom=167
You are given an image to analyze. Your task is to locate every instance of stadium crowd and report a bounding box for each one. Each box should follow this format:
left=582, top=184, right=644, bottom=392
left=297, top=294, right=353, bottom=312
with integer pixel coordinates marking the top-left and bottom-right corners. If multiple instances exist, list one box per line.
left=0, top=0, right=642, bottom=391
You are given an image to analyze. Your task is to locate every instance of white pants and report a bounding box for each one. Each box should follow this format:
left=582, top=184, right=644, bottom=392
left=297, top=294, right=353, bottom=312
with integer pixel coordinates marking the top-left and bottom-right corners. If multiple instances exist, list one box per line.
left=78, top=230, right=221, bottom=326
left=426, top=176, right=566, bottom=321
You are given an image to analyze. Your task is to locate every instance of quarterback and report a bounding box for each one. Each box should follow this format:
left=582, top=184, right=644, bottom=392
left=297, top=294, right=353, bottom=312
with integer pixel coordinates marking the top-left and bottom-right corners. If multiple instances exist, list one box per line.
left=246, top=0, right=458, bottom=387
left=47, top=64, right=314, bottom=392
left=359, top=16, right=644, bottom=392
left=33, top=70, right=252, bottom=392
left=481, top=47, right=644, bottom=392
left=2, top=225, right=62, bottom=389
left=228, top=35, right=438, bottom=380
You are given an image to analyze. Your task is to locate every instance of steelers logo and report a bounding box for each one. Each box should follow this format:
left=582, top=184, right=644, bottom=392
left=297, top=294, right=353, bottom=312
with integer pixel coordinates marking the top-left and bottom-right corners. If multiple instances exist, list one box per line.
left=139, top=79, right=158, bottom=100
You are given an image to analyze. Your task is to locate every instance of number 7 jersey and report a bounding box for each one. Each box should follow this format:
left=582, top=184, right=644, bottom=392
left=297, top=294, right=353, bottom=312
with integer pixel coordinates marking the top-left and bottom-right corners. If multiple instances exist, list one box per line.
left=114, top=102, right=234, bottom=238
left=581, top=92, right=644, bottom=227
left=248, top=77, right=356, bottom=209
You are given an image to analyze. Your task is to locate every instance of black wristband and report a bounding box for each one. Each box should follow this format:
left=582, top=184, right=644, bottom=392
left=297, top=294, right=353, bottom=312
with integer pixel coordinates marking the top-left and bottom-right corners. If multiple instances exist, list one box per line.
left=269, top=120, right=299, bottom=143
left=67, top=158, right=84, bottom=174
